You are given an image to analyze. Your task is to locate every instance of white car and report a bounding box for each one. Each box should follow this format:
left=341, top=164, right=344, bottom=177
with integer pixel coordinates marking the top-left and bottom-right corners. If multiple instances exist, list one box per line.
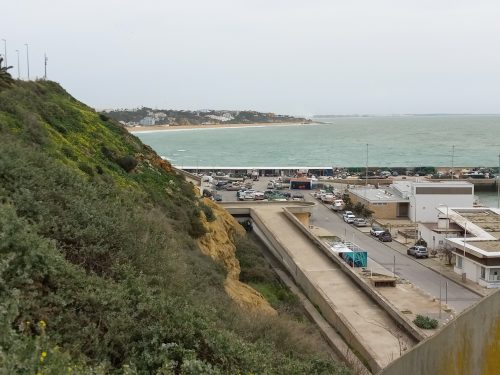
left=343, top=213, right=356, bottom=223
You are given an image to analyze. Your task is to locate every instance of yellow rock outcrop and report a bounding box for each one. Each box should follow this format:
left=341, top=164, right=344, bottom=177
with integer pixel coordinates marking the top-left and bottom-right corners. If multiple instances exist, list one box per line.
left=197, top=199, right=277, bottom=316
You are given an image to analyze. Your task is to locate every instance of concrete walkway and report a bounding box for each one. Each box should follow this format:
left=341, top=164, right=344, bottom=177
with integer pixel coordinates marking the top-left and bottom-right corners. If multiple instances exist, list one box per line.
left=253, top=206, right=416, bottom=370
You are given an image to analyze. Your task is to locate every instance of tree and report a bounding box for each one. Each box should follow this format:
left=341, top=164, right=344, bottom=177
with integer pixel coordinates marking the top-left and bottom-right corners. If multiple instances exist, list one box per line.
left=0, top=57, right=14, bottom=90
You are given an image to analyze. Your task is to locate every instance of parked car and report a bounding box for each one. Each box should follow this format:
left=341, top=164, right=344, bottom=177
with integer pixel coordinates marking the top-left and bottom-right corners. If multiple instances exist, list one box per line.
left=321, top=193, right=335, bottom=204
left=213, top=194, right=222, bottom=202
left=353, top=218, right=368, bottom=227
left=378, top=232, right=392, bottom=242
left=343, top=213, right=356, bottom=224
left=291, top=193, right=305, bottom=201
left=407, top=246, right=429, bottom=258
left=254, top=192, right=265, bottom=200
left=370, top=226, right=386, bottom=237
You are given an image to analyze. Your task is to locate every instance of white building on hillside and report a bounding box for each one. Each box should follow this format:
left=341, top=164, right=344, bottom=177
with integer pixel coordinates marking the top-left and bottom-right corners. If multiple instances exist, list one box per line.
left=139, top=116, right=156, bottom=126
left=435, top=207, right=500, bottom=288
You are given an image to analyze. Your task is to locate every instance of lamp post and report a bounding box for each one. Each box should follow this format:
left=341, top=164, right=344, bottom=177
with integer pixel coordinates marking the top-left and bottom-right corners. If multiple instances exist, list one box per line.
left=25, top=43, right=30, bottom=80
left=451, top=145, right=455, bottom=180
left=15, top=49, right=20, bottom=78
left=1, top=39, right=6, bottom=67
left=497, top=152, right=499, bottom=209
left=462, top=222, right=467, bottom=281
left=365, top=143, right=369, bottom=197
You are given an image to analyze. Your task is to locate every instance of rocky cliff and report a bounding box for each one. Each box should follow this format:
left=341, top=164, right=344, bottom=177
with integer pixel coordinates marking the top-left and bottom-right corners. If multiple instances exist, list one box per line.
left=198, top=199, right=277, bottom=315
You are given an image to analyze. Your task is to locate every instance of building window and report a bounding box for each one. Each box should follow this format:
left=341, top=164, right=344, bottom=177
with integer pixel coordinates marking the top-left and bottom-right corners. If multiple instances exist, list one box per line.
left=481, top=267, right=486, bottom=280
left=489, top=268, right=500, bottom=282
left=457, top=256, right=463, bottom=269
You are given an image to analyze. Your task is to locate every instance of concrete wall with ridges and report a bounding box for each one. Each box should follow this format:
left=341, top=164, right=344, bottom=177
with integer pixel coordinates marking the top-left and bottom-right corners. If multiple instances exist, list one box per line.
left=250, top=209, right=381, bottom=373
left=379, top=290, right=500, bottom=375
left=282, top=208, right=426, bottom=343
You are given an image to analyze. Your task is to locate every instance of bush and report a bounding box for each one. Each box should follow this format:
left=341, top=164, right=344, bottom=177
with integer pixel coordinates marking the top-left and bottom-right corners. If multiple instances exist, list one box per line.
left=413, top=314, right=438, bottom=329
left=199, top=202, right=216, bottom=222
left=116, top=155, right=138, bottom=172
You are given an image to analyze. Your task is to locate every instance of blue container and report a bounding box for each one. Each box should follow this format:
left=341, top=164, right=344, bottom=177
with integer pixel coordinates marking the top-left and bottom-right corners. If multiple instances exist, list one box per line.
left=341, top=251, right=367, bottom=268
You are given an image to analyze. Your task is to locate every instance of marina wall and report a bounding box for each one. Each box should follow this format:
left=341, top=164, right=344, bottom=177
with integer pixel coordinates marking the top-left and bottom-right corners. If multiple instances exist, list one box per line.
left=379, top=290, right=500, bottom=375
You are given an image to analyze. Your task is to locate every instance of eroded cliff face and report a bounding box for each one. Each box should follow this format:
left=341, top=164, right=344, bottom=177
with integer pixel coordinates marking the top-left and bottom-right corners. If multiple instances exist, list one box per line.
left=197, top=199, right=277, bottom=316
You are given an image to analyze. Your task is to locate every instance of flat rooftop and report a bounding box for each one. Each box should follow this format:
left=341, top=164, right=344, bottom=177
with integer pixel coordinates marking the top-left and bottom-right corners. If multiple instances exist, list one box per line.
left=349, top=187, right=408, bottom=203
left=467, top=240, right=500, bottom=253
left=455, top=209, right=500, bottom=240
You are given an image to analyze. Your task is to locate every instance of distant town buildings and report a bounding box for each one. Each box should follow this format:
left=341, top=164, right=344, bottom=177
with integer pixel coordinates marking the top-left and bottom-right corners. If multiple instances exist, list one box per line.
left=138, top=116, right=156, bottom=126
left=205, top=113, right=235, bottom=122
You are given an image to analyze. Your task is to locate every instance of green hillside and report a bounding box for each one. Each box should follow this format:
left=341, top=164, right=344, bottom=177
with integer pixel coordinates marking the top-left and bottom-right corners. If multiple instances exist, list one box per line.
left=0, top=77, right=349, bottom=375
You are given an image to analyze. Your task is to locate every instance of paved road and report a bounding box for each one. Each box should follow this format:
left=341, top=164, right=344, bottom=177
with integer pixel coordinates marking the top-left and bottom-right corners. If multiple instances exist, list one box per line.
left=210, top=176, right=481, bottom=312
left=307, top=195, right=482, bottom=313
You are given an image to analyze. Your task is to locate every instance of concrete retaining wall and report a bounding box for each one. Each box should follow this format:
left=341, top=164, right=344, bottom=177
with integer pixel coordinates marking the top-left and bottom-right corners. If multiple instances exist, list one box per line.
left=282, top=208, right=426, bottom=344
left=379, top=290, right=500, bottom=375
left=250, top=209, right=381, bottom=373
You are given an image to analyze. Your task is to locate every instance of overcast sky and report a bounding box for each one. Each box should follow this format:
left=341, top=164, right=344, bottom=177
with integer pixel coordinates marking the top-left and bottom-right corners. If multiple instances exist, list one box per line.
left=3, top=1, right=500, bottom=115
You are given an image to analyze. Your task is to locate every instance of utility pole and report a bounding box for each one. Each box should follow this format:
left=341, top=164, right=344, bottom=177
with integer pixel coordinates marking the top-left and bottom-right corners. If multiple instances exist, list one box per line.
left=365, top=143, right=369, bottom=196
left=1, top=39, right=6, bottom=67
left=44, top=53, right=48, bottom=80
left=25, top=43, right=30, bottom=80
left=462, top=222, right=467, bottom=282
left=15, top=49, right=20, bottom=78
left=451, top=145, right=455, bottom=180
left=497, top=152, right=500, bottom=209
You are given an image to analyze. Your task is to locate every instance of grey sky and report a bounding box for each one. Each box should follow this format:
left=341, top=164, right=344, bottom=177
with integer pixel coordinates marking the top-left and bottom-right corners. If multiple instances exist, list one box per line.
left=3, top=1, right=500, bottom=115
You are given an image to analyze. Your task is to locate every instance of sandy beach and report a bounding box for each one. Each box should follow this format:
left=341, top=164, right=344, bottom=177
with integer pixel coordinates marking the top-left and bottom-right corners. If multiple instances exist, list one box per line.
left=127, top=122, right=313, bottom=133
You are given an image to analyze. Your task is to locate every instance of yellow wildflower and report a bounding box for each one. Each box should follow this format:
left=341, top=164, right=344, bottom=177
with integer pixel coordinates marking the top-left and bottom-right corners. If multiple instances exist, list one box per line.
left=38, top=320, right=46, bottom=329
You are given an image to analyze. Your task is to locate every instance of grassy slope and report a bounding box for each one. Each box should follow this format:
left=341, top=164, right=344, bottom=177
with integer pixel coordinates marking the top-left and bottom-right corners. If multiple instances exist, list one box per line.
left=0, top=80, right=350, bottom=375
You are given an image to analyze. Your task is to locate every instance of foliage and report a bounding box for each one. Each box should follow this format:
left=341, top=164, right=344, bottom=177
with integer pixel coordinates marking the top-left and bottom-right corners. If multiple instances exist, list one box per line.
left=199, top=201, right=216, bottom=222
left=0, top=57, right=14, bottom=90
left=0, top=80, right=349, bottom=374
left=413, top=315, right=439, bottom=329
left=415, top=238, right=428, bottom=247
left=350, top=201, right=374, bottom=219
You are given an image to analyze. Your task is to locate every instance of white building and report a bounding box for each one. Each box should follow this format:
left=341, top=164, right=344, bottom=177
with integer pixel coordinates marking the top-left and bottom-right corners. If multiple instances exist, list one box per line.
left=392, top=180, right=474, bottom=222
left=139, top=116, right=156, bottom=126
left=437, top=207, right=500, bottom=288
left=348, top=180, right=474, bottom=222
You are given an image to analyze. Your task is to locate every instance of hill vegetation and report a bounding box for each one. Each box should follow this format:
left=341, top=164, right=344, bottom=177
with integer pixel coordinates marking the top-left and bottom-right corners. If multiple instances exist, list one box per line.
left=0, top=75, right=349, bottom=374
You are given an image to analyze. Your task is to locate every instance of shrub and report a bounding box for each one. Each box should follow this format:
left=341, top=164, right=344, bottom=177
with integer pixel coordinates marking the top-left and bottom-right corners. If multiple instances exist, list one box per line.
left=199, top=202, right=216, bottom=222
left=116, top=155, right=138, bottom=172
left=413, top=314, right=438, bottom=329
left=189, top=209, right=207, bottom=237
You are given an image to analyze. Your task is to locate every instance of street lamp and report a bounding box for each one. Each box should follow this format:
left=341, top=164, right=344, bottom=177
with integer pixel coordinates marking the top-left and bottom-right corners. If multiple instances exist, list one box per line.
left=15, top=49, right=20, bottom=78
left=497, top=152, right=499, bottom=209
left=451, top=145, right=455, bottom=180
left=462, top=222, right=467, bottom=281
left=24, top=43, right=30, bottom=80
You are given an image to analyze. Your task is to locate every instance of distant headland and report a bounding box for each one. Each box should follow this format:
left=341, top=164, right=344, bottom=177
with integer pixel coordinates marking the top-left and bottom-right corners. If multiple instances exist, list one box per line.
left=103, top=107, right=312, bottom=129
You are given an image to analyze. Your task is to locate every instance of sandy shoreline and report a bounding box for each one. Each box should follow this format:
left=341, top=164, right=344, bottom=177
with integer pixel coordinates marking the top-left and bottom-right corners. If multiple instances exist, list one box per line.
left=127, top=122, right=314, bottom=133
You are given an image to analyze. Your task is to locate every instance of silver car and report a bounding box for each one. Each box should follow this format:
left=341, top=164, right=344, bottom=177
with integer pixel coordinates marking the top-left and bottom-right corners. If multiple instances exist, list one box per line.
left=407, top=246, right=429, bottom=259
left=353, top=218, right=368, bottom=227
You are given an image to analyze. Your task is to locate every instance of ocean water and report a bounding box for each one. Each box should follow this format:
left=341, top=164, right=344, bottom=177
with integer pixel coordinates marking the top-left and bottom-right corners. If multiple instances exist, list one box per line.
left=135, top=115, right=500, bottom=168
